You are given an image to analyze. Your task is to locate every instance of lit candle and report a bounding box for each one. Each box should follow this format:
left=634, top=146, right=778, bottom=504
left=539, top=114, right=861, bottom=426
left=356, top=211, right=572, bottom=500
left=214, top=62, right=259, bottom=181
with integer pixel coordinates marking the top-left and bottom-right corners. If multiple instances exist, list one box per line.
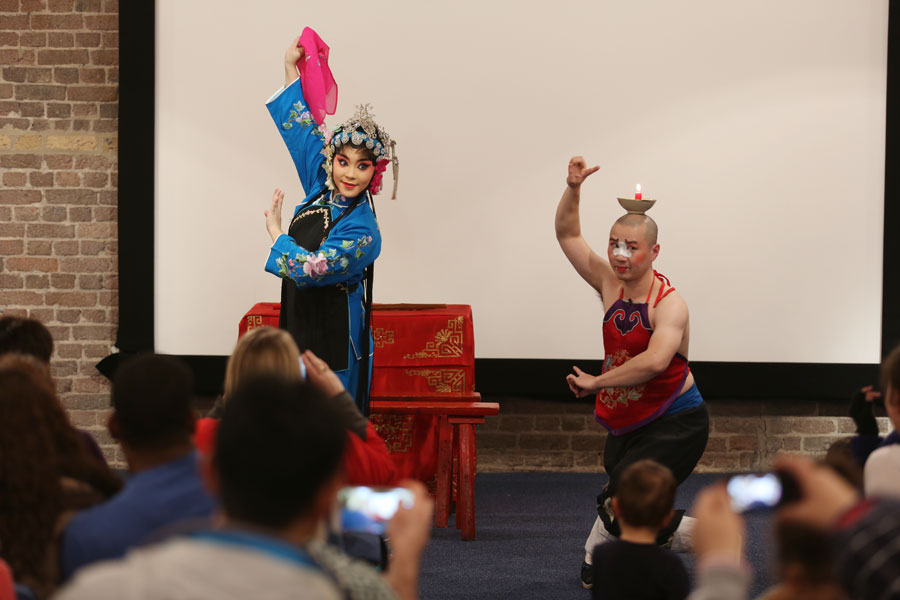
left=634, top=184, right=642, bottom=200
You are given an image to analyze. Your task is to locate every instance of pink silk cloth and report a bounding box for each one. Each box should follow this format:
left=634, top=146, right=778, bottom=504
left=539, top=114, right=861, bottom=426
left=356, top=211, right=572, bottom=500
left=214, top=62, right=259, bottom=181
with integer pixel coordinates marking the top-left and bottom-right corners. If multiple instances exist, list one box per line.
left=297, top=27, right=337, bottom=125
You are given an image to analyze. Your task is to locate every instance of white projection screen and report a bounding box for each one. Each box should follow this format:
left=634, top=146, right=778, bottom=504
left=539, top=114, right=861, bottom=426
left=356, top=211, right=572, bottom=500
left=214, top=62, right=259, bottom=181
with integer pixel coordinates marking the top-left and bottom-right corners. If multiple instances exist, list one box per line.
left=155, top=0, right=887, bottom=363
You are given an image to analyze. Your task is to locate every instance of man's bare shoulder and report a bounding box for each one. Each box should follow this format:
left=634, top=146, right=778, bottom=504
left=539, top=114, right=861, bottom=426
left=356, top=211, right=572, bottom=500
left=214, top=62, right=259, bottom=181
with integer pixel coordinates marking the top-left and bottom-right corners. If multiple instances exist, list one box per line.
left=660, top=288, right=688, bottom=308
left=652, top=288, right=689, bottom=322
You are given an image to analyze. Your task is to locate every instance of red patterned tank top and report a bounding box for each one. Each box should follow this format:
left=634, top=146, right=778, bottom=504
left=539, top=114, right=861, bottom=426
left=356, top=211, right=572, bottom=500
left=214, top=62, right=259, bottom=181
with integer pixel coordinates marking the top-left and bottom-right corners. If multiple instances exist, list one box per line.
left=595, top=271, right=690, bottom=435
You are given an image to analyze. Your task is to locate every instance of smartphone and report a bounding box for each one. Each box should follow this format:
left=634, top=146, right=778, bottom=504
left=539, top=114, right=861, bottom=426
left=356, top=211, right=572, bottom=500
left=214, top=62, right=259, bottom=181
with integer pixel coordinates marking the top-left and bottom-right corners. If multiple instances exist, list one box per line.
left=338, top=486, right=415, bottom=535
left=297, top=357, right=307, bottom=380
left=726, top=471, right=800, bottom=512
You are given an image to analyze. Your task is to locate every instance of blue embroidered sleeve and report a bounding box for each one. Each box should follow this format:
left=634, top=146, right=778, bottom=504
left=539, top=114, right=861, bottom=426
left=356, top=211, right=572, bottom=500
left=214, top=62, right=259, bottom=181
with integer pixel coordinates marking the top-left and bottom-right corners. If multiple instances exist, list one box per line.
left=264, top=204, right=382, bottom=288
left=266, top=78, right=328, bottom=196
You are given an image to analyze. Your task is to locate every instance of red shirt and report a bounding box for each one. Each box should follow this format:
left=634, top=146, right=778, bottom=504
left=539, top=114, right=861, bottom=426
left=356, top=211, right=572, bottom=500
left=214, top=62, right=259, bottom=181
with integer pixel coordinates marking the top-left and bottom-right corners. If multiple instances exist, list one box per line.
left=193, top=418, right=398, bottom=486
left=0, top=560, right=14, bottom=600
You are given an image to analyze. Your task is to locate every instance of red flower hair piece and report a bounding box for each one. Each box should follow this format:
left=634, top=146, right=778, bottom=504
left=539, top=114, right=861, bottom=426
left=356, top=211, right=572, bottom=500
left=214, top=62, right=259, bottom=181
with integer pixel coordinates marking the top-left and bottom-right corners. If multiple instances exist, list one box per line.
left=368, top=158, right=390, bottom=195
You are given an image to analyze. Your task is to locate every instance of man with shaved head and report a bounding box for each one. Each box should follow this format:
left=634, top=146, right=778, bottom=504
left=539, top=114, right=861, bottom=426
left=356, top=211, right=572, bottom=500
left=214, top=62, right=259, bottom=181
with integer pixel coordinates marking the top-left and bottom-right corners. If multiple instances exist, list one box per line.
left=555, top=157, right=709, bottom=589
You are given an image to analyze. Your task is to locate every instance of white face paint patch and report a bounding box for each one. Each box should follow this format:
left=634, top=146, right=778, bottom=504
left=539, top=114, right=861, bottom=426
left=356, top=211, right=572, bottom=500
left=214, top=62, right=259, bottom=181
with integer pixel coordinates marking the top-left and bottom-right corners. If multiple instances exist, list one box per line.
left=612, top=241, right=633, bottom=258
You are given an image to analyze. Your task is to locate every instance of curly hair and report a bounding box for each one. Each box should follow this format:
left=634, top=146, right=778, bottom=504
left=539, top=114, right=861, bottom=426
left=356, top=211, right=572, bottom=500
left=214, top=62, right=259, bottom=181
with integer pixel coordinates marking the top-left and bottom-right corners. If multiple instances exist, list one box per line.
left=0, top=355, right=121, bottom=590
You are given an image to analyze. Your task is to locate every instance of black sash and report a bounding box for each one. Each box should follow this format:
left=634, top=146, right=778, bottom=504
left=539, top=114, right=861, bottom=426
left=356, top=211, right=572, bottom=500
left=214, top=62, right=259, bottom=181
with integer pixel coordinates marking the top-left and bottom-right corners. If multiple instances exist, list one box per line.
left=279, top=194, right=362, bottom=371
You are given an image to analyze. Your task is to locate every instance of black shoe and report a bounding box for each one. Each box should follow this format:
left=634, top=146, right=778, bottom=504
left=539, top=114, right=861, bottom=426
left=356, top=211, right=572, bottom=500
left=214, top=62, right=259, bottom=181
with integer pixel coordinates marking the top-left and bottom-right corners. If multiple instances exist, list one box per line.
left=580, top=561, right=593, bottom=589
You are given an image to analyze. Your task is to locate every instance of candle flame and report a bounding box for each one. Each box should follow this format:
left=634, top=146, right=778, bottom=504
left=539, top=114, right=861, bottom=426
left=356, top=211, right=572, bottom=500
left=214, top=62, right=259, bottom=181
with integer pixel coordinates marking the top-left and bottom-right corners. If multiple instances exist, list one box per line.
left=636, top=184, right=642, bottom=193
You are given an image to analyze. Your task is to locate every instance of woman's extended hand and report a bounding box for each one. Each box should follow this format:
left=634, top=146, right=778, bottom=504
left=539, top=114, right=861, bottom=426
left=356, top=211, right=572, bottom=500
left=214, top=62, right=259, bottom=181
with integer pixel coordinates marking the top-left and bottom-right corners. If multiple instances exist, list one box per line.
left=301, top=349, right=346, bottom=398
left=264, top=188, right=284, bottom=243
left=285, top=36, right=304, bottom=68
left=284, top=36, right=304, bottom=86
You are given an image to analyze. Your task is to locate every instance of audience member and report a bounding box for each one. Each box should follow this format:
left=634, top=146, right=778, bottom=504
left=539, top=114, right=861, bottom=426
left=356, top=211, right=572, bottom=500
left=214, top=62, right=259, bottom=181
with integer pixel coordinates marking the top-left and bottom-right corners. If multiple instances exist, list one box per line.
left=859, top=343, right=900, bottom=498
left=756, top=448, right=860, bottom=600
left=823, top=438, right=864, bottom=492
left=57, top=376, right=433, bottom=600
left=688, top=455, right=900, bottom=600
left=0, top=316, right=53, bottom=364
left=590, top=459, right=689, bottom=600
left=0, top=355, right=121, bottom=599
left=196, top=326, right=396, bottom=486
left=846, top=343, right=900, bottom=478
left=60, top=354, right=215, bottom=580
left=685, top=483, right=749, bottom=600
left=755, top=521, right=847, bottom=600
left=0, top=316, right=106, bottom=464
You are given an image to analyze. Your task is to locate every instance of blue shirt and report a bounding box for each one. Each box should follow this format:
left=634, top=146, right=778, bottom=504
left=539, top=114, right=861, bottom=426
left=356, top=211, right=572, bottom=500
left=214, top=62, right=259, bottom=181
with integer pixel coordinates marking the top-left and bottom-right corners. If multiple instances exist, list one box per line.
left=60, top=452, right=216, bottom=581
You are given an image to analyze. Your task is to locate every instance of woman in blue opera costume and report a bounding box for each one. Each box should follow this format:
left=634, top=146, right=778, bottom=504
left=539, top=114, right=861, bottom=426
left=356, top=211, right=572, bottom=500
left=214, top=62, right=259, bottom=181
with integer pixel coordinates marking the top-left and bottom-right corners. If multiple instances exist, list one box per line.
left=263, top=36, right=397, bottom=415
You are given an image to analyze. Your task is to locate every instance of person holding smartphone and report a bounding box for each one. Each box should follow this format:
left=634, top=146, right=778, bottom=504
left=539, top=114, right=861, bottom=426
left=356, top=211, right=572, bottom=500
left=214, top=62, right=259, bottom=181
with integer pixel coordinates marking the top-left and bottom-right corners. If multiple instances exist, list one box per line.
left=849, top=344, right=900, bottom=499
left=689, top=455, right=900, bottom=600
left=194, top=326, right=397, bottom=487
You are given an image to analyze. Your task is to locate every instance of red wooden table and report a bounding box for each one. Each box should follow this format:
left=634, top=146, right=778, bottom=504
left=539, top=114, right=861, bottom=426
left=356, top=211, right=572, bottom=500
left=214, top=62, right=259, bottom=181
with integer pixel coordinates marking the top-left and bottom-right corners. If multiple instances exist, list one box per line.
left=369, top=393, right=499, bottom=541
left=238, top=303, right=501, bottom=540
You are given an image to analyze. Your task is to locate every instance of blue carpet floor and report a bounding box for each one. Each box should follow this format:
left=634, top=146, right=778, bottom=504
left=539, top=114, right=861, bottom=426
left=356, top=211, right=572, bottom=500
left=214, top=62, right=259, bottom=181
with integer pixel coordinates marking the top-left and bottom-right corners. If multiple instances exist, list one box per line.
left=419, top=472, right=774, bottom=600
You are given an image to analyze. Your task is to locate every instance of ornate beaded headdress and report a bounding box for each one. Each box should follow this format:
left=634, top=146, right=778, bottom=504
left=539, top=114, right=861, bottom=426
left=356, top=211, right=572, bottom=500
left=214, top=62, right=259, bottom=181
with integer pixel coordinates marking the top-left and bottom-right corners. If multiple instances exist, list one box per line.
left=321, top=104, right=399, bottom=199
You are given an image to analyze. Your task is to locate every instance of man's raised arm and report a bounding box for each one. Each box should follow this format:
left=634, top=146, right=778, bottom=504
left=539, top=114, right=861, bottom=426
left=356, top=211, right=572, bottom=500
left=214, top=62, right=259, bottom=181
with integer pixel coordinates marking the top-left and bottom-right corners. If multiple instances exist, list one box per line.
left=555, top=157, right=615, bottom=296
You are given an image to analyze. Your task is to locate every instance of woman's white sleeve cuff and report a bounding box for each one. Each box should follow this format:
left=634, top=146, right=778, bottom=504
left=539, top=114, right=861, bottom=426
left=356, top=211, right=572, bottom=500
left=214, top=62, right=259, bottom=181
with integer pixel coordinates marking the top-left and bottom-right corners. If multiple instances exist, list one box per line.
left=265, top=77, right=300, bottom=105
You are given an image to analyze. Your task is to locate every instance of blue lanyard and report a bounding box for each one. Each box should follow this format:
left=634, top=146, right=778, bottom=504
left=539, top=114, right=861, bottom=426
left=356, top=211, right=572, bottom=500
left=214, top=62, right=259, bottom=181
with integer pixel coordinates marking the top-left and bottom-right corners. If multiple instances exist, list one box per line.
left=189, top=530, right=319, bottom=570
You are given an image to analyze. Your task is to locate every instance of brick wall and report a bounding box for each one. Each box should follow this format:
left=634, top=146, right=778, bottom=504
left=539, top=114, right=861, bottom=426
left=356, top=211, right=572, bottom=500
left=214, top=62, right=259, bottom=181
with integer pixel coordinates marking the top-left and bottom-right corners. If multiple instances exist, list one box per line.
left=477, top=397, right=891, bottom=473
left=0, top=0, right=120, bottom=462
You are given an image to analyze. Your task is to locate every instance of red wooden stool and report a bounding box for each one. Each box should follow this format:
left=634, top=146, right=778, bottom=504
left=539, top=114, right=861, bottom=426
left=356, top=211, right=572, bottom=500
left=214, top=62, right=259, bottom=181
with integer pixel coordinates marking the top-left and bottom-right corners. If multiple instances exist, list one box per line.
left=369, top=395, right=499, bottom=541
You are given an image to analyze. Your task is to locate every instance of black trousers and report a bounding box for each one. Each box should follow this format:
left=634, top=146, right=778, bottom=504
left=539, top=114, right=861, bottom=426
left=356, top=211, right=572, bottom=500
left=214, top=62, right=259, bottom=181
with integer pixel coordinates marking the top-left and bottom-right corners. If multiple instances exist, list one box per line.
left=601, top=403, right=710, bottom=501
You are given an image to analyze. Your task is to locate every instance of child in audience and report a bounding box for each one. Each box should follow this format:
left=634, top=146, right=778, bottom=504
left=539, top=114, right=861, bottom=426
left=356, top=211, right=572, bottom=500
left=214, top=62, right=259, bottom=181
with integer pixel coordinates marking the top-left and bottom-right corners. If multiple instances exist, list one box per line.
left=195, top=326, right=396, bottom=485
left=591, top=459, right=690, bottom=600
left=755, top=521, right=847, bottom=600
left=0, top=355, right=121, bottom=599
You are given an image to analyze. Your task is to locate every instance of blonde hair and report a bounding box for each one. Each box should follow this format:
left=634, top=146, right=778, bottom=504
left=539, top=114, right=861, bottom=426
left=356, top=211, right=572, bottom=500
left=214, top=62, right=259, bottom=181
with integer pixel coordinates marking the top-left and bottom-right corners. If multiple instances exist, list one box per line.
left=223, top=327, right=302, bottom=400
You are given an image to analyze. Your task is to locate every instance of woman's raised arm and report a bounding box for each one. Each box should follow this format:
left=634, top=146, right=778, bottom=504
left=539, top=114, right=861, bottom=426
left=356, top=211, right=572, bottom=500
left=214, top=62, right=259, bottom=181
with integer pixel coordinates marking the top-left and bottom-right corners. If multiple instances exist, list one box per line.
left=265, top=36, right=329, bottom=196
left=284, top=36, right=302, bottom=88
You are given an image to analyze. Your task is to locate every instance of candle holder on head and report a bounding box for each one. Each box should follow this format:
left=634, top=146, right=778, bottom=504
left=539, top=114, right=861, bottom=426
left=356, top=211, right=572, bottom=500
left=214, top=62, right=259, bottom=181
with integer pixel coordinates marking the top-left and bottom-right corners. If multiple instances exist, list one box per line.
left=617, top=197, right=656, bottom=215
